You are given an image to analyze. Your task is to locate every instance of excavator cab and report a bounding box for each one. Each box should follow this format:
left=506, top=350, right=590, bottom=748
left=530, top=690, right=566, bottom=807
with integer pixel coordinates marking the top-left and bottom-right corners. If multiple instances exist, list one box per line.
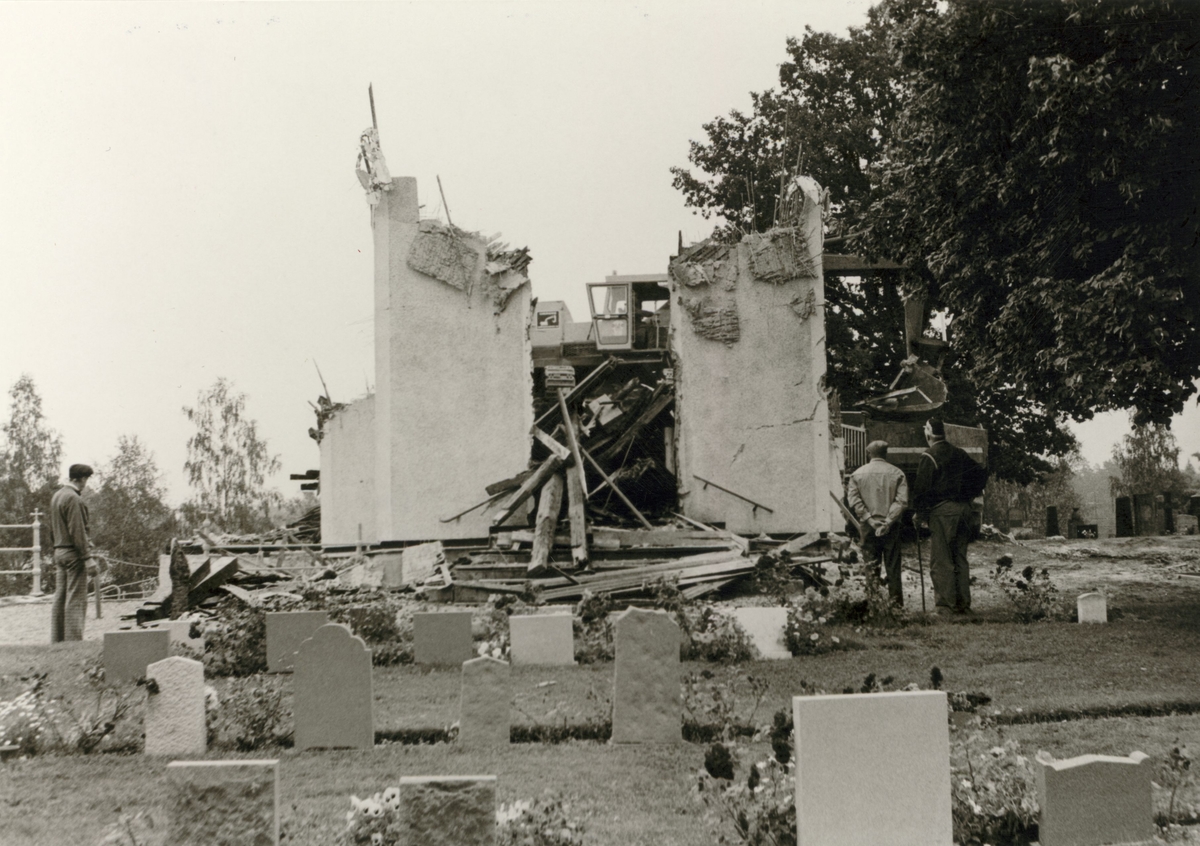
left=587, top=275, right=670, bottom=352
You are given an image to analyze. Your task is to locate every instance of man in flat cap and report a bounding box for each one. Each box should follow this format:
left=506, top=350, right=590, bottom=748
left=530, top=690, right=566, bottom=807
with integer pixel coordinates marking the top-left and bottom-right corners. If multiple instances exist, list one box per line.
left=846, top=440, right=909, bottom=606
left=913, top=418, right=988, bottom=615
left=50, top=463, right=96, bottom=641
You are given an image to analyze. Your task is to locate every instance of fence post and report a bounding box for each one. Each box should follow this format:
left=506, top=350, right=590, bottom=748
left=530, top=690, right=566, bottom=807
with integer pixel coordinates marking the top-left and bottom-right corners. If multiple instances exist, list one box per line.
left=30, top=510, right=43, bottom=595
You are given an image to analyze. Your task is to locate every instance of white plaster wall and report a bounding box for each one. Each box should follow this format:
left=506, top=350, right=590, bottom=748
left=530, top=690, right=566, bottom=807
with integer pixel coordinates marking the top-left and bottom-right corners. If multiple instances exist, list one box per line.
left=373, top=180, right=533, bottom=541
left=319, top=395, right=377, bottom=545
left=671, top=179, right=835, bottom=535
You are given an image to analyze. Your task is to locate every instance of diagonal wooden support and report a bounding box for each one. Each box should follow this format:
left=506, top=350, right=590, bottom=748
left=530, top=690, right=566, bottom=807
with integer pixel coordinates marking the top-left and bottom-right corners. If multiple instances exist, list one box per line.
left=491, top=455, right=564, bottom=527
left=580, top=446, right=653, bottom=530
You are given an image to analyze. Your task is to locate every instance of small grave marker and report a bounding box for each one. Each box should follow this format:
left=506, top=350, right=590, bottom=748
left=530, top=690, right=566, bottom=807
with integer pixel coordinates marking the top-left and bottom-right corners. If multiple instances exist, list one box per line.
left=732, top=607, right=789, bottom=659
left=611, top=607, right=681, bottom=744
left=459, top=657, right=510, bottom=746
left=104, top=629, right=170, bottom=684
left=793, top=690, right=952, bottom=845
left=265, top=610, right=329, bottom=673
left=145, top=656, right=206, bottom=757
left=167, top=760, right=279, bottom=846
left=413, top=611, right=474, bottom=665
left=1077, top=593, right=1107, bottom=624
left=508, top=614, right=575, bottom=665
left=1036, top=750, right=1153, bottom=846
left=400, top=775, right=496, bottom=846
left=293, top=623, right=373, bottom=750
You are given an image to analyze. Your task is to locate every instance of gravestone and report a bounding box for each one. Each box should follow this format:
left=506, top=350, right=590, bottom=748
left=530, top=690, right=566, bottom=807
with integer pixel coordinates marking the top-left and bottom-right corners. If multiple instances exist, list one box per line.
left=732, top=607, right=790, bottom=659
left=167, top=759, right=279, bottom=846
left=400, top=775, right=496, bottom=846
left=293, top=623, right=373, bottom=750
left=793, top=690, right=952, bottom=846
left=459, top=657, right=510, bottom=746
left=266, top=610, right=329, bottom=673
left=1115, top=497, right=1134, bottom=537
left=145, top=656, right=206, bottom=757
left=508, top=613, right=575, bottom=665
left=104, top=629, right=170, bottom=684
left=1036, top=750, right=1152, bottom=846
left=413, top=611, right=474, bottom=665
left=1077, top=593, right=1107, bottom=624
left=147, top=619, right=205, bottom=652
left=1045, top=506, right=1060, bottom=538
left=611, top=607, right=681, bottom=744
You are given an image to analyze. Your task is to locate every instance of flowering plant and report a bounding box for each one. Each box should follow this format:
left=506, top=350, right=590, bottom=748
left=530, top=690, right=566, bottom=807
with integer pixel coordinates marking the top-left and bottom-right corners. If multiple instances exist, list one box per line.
left=950, top=735, right=1039, bottom=845
left=679, top=606, right=757, bottom=663
left=784, top=591, right=854, bottom=655
left=695, top=751, right=796, bottom=846
left=0, top=678, right=59, bottom=756
left=992, top=559, right=1062, bottom=623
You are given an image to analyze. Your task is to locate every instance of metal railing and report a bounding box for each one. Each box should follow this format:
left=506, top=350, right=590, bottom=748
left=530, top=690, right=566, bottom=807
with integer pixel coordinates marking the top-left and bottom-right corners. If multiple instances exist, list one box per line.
left=0, top=511, right=44, bottom=594
left=841, top=424, right=868, bottom=473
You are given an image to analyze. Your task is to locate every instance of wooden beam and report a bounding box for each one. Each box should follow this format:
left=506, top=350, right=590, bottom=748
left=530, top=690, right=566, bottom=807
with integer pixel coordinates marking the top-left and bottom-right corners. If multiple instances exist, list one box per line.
left=532, top=426, right=570, bottom=461
left=530, top=472, right=565, bottom=574
left=557, top=389, right=588, bottom=495
left=579, top=446, right=654, bottom=530
left=492, top=455, right=564, bottom=527
left=565, top=462, right=589, bottom=566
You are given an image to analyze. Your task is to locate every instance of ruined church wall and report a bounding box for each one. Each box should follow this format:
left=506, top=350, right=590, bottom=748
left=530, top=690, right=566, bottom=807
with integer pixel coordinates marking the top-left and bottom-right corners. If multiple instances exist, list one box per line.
left=373, top=180, right=533, bottom=541
left=319, top=395, right=377, bottom=545
left=669, top=178, right=835, bottom=535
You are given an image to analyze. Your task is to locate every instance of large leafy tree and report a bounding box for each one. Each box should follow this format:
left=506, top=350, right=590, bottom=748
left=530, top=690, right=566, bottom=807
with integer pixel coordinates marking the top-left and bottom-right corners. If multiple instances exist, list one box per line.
left=1108, top=422, right=1189, bottom=499
left=89, top=435, right=176, bottom=584
left=862, top=0, right=1200, bottom=428
left=182, top=378, right=281, bottom=534
left=671, top=0, right=1078, bottom=481
left=0, top=374, right=63, bottom=519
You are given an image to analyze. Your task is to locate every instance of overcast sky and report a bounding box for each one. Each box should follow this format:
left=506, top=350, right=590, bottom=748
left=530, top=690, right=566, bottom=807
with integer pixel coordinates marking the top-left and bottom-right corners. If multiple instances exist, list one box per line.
left=0, top=1, right=1195, bottom=508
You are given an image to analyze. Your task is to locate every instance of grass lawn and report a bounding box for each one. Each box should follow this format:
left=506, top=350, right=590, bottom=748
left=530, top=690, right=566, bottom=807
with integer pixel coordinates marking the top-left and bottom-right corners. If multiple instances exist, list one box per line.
left=1, top=537, right=1199, bottom=844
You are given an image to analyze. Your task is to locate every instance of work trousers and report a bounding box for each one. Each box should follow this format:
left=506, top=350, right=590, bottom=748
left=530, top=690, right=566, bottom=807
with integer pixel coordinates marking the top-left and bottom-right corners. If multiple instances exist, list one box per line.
left=929, top=500, right=973, bottom=611
left=861, top=528, right=903, bottom=605
left=51, top=552, right=88, bottom=642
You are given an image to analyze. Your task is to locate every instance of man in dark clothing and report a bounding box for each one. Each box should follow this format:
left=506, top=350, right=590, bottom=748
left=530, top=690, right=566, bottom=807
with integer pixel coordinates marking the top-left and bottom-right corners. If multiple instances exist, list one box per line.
left=912, top=418, right=980, bottom=614
left=50, top=463, right=95, bottom=641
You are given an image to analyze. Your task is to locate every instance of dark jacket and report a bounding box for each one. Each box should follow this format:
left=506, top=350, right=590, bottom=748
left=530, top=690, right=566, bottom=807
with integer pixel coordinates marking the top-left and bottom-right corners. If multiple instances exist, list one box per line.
left=912, top=440, right=979, bottom=513
left=50, top=483, right=90, bottom=560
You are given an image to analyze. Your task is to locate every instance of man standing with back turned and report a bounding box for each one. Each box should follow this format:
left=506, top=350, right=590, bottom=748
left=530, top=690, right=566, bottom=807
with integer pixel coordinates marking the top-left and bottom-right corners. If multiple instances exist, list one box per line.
left=913, top=418, right=984, bottom=615
left=50, top=463, right=96, bottom=642
left=846, top=440, right=909, bottom=606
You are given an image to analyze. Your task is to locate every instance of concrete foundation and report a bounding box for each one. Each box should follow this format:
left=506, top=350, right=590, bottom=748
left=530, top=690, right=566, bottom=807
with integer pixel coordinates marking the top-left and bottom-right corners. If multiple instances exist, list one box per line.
left=669, top=176, right=836, bottom=535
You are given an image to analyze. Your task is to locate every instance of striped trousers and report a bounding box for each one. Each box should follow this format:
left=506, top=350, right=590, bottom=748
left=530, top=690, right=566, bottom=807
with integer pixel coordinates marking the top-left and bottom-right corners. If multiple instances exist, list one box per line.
left=51, top=552, right=88, bottom=642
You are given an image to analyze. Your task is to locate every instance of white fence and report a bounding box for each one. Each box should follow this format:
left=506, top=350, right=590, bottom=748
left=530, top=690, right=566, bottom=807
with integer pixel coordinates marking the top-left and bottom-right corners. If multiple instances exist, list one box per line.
left=0, top=511, right=43, bottom=594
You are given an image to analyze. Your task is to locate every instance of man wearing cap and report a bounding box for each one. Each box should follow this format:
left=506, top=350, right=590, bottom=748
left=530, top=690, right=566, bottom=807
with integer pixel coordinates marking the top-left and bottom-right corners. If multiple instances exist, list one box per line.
left=846, top=440, right=909, bottom=606
left=913, top=418, right=979, bottom=614
left=50, top=464, right=96, bottom=641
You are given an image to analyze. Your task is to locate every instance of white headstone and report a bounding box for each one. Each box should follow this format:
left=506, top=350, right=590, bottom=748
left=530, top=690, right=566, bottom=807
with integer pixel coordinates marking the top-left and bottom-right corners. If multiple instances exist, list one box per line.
left=612, top=607, right=681, bottom=744
left=459, top=657, right=510, bottom=746
left=1077, top=593, right=1107, bottom=624
left=793, top=690, right=952, bottom=846
left=400, top=775, right=496, bottom=846
left=167, top=759, right=279, bottom=846
left=508, top=614, right=575, bottom=665
left=145, top=656, right=206, bottom=757
left=293, top=623, right=374, bottom=750
left=732, top=607, right=790, bottom=659
left=1036, top=750, right=1152, bottom=846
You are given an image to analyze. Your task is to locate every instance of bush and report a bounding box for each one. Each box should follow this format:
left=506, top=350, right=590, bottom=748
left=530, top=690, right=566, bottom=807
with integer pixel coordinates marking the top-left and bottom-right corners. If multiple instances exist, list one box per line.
left=695, top=752, right=796, bottom=846
left=992, top=560, right=1062, bottom=623
left=215, top=674, right=291, bottom=750
left=200, top=597, right=267, bottom=677
left=0, top=678, right=57, bottom=756
left=679, top=606, right=757, bottom=663
left=683, top=669, right=768, bottom=741
left=573, top=591, right=614, bottom=664
left=784, top=593, right=861, bottom=656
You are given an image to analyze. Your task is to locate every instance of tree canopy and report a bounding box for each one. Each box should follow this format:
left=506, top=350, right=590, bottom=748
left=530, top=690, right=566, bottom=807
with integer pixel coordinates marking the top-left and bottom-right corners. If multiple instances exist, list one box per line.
left=89, top=435, right=175, bottom=583
left=182, top=378, right=281, bottom=534
left=0, top=374, right=63, bottom=520
left=863, top=0, right=1200, bottom=429
left=1108, top=421, right=1191, bottom=499
left=672, top=0, right=1200, bottom=482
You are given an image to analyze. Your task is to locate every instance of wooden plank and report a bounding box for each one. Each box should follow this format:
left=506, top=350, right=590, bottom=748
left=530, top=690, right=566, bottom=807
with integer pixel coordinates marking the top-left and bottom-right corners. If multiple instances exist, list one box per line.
left=485, top=469, right=534, bottom=497
left=559, top=392, right=588, bottom=495
left=491, top=455, right=564, bottom=527
left=530, top=472, right=565, bottom=574
left=580, top=445, right=653, bottom=529
left=778, top=531, right=824, bottom=557
left=532, top=427, right=571, bottom=460
left=565, top=463, right=588, bottom=566
left=597, top=384, right=674, bottom=463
